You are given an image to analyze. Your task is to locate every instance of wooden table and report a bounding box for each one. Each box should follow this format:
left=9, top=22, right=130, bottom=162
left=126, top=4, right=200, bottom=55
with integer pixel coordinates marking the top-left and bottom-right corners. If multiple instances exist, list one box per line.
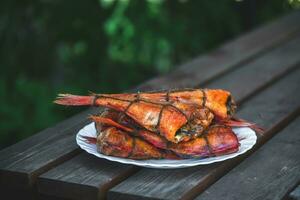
left=1, top=11, right=300, bottom=200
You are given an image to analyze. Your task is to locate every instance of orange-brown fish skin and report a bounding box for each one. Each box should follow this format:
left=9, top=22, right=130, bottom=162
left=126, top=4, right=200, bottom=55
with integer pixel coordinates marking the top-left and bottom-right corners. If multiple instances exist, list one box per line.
left=205, top=125, right=239, bottom=155
left=55, top=90, right=234, bottom=143
left=98, top=89, right=235, bottom=119
left=96, top=122, right=239, bottom=159
left=94, top=98, right=212, bottom=143
left=204, top=89, right=235, bottom=120
left=93, top=98, right=187, bottom=142
left=94, top=110, right=239, bottom=158
left=55, top=89, right=236, bottom=120
left=97, top=127, right=179, bottom=160
left=95, top=110, right=170, bottom=149
left=95, top=103, right=213, bottom=143
left=167, top=125, right=238, bottom=157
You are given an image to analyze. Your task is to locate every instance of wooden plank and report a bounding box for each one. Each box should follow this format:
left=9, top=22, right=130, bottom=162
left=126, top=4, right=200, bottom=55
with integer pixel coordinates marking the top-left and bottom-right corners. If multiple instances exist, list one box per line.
left=37, top=34, right=300, bottom=200
left=107, top=67, right=300, bottom=200
left=38, top=154, right=138, bottom=200
left=196, top=116, right=300, bottom=200
left=204, top=34, right=300, bottom=104
left=0, top=11, right=299, bottom=197
left=289, top=185, right=300, bottom=200
left=0, top=108, right=97, bottom=190
left=137, top=11, right=300, bottom=90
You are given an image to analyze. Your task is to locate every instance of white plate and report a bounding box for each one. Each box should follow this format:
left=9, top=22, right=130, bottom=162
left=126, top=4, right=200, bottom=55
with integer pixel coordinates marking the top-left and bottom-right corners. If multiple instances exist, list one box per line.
left=76, top=122, right=257, bottom=169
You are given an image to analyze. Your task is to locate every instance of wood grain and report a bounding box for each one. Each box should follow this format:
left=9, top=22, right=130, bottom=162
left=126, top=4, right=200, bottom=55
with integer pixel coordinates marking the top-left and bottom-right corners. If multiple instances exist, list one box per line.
left=38, top=154, right=138, bottom=200
left=137, top=11, right=300, bottom=91
left=0, top=108, right=97, bottom=190
left=107, top=67, right=300, bottom=200
left=196, top=116, right=300, bottom=200
left=0, top=11, right=299, bottom=200
left=204, top=34, right=300, bottom=103
left=36, top=33, right=300, bottom=200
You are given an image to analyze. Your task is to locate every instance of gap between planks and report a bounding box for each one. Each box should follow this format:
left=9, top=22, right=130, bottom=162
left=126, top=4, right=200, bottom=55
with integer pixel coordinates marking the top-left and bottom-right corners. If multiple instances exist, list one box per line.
left=38, top=38, right=300, bottom=200
left=107, top=66, right=300, bottom=200
left=38, top=32, right=300, bottom=200
left=1, top=10, right=300, bottom=200
left=195, top=116, right=300, bottom=200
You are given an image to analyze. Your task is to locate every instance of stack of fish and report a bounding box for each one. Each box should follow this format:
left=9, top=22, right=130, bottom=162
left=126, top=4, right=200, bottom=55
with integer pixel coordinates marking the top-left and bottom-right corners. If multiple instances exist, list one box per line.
left=55, top=89, right=261, bottom=160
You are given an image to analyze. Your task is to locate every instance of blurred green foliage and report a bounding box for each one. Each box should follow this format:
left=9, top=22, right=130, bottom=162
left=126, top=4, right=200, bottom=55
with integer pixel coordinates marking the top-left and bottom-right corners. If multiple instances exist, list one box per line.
left=0, top=0, right=297, bottom=149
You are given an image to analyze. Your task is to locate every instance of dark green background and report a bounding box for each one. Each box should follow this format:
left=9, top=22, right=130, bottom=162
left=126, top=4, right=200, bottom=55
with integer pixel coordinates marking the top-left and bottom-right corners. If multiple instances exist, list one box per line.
left=0, top=0, right=298, bottom=149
